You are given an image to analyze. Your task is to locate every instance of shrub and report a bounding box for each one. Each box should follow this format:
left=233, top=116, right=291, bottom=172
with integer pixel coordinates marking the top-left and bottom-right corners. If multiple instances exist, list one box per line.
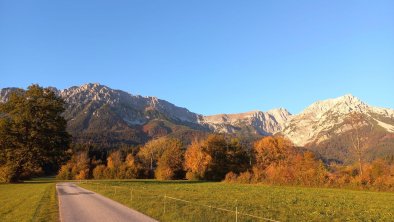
left=224, top=172, right=238, bottom=183
left=186, top=172, right=201, bottom=181
left=237, top=171, right=253, bottom=183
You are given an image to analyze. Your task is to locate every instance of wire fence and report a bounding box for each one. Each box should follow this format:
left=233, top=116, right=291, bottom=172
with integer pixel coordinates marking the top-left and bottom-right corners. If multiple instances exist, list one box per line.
left=78, top=180, right=280, bottom=222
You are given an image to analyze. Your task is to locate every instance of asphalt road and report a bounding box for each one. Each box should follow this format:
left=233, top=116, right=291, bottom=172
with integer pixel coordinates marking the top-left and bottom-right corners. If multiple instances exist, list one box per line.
left=56, top=182, right=158, bottom=222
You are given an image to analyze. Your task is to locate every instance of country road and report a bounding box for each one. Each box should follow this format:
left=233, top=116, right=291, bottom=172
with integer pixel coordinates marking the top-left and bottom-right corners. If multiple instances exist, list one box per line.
left=56, top=182, right=158, bottom=222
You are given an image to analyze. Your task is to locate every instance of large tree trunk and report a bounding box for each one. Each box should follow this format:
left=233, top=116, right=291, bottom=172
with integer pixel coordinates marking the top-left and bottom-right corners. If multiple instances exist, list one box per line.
left=8, top=164, right=23, bottom=183
left=8, top=152, right=29, bottom=183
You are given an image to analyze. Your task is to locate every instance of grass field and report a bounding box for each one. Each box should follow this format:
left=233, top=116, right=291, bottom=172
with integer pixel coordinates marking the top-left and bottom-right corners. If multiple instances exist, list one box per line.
left=80, top=180, right=394, bottom=222
left=0, top=178, right=58, bottom=222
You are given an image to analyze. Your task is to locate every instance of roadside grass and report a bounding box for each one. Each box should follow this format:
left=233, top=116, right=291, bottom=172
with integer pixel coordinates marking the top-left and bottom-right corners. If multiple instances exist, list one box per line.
left=0, top=178, right=58, bottom=222
left=80, top=180, right=394, bottom=222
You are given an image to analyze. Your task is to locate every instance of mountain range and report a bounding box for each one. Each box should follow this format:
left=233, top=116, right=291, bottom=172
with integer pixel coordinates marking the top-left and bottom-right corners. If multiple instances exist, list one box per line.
left=1, top=83, right=393, bottom=163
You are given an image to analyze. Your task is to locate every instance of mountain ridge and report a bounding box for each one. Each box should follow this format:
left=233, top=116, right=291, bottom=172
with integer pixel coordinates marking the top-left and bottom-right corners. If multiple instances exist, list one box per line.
left=1, top=83, right=393, bottom=163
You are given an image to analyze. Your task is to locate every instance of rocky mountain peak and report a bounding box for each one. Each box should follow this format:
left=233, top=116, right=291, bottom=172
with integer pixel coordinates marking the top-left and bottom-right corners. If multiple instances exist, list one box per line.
left=282, top=94, right=394, bottom=146
left=334, top=94, right=367, bottom=109
left=302, top=94, right=369, bottom=120
left=60, top=83, right=126, bottom=106
left=201, top=108, right=292, bottom=135
left=266, top=108, right=292, bottom=125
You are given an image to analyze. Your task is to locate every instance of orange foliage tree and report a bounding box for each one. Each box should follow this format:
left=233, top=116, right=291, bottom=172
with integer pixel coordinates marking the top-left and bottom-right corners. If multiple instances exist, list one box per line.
left=252, top=136, right=295, bottom=180
left=184, top=140, right=211, bottom=180
left=243, top=136, right=328, bottom=186
left=137, top=137, right=184, bottom=179
left=343, top=112, right=373, bottom=176
left=57, top=152, right=90, bottom=180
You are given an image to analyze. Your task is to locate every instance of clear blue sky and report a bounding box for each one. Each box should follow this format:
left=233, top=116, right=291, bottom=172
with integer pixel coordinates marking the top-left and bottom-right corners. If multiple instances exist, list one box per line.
left=1, top=0, right=393, bottom=115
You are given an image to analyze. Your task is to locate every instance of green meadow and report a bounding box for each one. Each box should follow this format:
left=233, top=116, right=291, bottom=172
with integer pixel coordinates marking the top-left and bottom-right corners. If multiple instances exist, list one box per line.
left=80, top=180, right=394, bottom=222
left=0, top=178, right=58, bottom=222
left=1, top=179, right=393, bottom=222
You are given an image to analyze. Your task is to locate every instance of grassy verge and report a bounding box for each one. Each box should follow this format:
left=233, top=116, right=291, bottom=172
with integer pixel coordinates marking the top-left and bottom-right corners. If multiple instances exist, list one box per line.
left=80, top=180, right=394, bottom=222
left=0, top=178, right=58, bottom=222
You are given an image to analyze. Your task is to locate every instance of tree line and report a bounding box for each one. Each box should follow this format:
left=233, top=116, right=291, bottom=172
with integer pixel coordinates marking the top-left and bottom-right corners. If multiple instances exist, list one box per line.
left=57, top=134, right=394, bottom=191
left=57, top=135, right=247, bottom=181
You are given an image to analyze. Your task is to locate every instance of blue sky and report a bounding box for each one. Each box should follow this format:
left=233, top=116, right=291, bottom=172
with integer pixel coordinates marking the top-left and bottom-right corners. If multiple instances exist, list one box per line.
left=1, top=0, right=393, bottom=115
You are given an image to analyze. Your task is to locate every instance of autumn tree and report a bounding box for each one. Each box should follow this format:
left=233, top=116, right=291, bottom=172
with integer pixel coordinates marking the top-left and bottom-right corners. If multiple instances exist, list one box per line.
left=229, top=136, right=329, bottom=185
left=123, top=153, right=138, bottom=178
left=253, top=136, right=294, bottom=168
left=184, top=140, right=211, bottom=180
left=184, top=134, right=249, bottom=181
left=344, top=112, right=372, bottom=176
left=57, top=152, right=89, bottom=180
left=92, top=164, right=106, bottom=179
left=252, top=136, right=295, bottom=181
left=290, top=152, right=328, bottom=186
left=137, top=137, right=181, bottom=178
left=0, top=85, right=71, bottom=182
left=90, top=152, right=138, bottom=179
left=155, top=140, right=183, bottom=180
left=107, top=151, right=122, bottom=169
left=105, top=151, right=123, bottom=178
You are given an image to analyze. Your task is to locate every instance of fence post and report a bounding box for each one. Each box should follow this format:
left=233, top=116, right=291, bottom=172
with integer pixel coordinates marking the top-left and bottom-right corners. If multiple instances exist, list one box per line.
left=114, top=187, right=117, bottom=196
left=235, top=199, right=238, bottom=222
left=130, top=189, right=133, bottom=204
left=236, top=206, right=238, bottom=222
left=163, top=194, right=167, bottom=215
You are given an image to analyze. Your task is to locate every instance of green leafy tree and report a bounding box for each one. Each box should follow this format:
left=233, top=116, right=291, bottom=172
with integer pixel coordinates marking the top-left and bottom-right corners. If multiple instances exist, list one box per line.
left=203, top=135, right=249, bottom=180
left=0, top=84, right=70, bottom=182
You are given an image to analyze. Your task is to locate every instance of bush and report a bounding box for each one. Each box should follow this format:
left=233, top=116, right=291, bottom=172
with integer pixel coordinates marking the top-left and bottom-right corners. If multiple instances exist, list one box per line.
left=237, top=171, right=253, bottom=183
left=186, top=172, right=202, bottom=181
left=224, top=172, right=238, bottom=183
